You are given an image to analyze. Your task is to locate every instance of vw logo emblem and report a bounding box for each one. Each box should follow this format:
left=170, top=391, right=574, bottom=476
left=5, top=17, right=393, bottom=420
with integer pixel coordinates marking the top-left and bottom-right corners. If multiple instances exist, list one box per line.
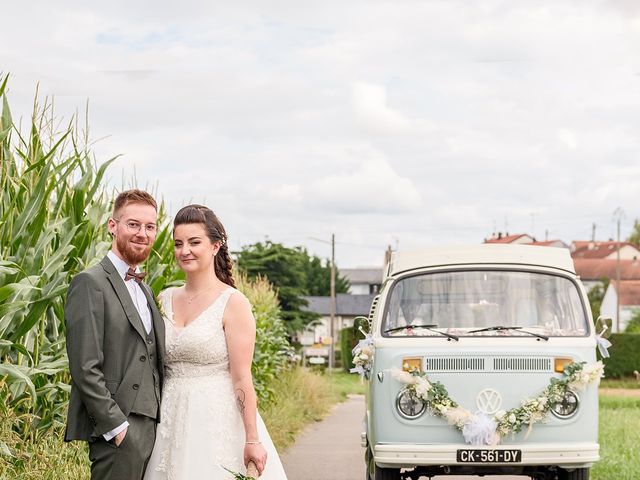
left=476, top=388, right=502, bottom=415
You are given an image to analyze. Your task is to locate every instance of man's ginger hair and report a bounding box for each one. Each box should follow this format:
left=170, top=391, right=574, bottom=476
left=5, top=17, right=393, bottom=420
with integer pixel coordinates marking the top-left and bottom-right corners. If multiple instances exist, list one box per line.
left=112, top=189, right=157, bottom=217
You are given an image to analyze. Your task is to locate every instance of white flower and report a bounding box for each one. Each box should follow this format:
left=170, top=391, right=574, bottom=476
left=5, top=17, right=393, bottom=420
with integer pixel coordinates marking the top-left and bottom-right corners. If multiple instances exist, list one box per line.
left=508, top=414, right=516, bottom=424
left=445, top=407, right=474, bottom=428
left=494, top=410, right=506, bottom=420
left=359, top=353, right=369, bottom=361
left=415, top=379, right=431, bottom=397
left=390, top=368, right=419, bottom=385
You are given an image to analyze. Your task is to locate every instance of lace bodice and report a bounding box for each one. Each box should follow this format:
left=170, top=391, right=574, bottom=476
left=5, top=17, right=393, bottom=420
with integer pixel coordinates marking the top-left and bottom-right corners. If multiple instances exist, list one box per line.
left=161, top=287, right=236, bottom=379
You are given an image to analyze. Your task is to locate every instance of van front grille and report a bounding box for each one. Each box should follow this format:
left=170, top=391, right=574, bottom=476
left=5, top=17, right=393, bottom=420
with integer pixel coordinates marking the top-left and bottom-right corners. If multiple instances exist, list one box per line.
left=420, top=356, right=554, bottom=373
left=423, top=357, right=485, bottom=372
left=493, top=357, right=552, bottom=372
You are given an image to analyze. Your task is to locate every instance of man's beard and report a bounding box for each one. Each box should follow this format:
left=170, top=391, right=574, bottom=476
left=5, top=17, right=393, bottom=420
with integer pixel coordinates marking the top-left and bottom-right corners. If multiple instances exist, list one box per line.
left=116, top=235, right=152, bottom=265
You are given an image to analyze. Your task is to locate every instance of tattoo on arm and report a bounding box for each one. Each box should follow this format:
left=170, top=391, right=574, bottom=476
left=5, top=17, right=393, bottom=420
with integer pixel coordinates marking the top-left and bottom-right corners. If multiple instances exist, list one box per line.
left=235, top=388, right=246, bottom=416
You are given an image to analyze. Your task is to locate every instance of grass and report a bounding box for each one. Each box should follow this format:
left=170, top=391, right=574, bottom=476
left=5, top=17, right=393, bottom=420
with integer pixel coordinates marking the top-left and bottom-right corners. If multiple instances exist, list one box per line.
left=0, top=408, right=89, bottom=479
left=600, top=377, right=640, bottom=389
left=325, top=370, right=367, bottom=398
left=592, top=395, right=640, bottom=480
left=259, top=367, right=358, bottom=451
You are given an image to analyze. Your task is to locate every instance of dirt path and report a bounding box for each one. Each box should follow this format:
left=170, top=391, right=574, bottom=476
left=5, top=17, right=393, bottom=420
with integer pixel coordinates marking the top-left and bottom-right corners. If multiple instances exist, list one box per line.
left=599, top=388, right=640, bottom=397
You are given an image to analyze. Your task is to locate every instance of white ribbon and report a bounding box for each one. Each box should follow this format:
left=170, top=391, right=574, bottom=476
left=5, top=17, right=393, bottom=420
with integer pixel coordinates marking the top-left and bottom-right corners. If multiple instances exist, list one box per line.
left=462, top=414, right=498, bottom=446
left=596, top=324, right=612, bottom=358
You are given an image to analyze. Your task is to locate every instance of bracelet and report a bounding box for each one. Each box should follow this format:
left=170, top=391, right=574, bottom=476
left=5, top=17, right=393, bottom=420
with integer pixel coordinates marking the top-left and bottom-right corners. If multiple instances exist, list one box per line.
left=245, top=441, right=262, bottom=445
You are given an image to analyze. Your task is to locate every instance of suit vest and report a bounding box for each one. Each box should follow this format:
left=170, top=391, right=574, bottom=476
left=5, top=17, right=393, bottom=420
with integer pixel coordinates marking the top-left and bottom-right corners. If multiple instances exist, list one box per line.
left=129, top=325, right=161, bottom=420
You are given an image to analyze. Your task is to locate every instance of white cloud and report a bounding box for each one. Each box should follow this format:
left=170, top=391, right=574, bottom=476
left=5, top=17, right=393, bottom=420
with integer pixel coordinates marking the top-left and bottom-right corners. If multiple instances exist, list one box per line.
left=4, top=0, right=640, bottom=266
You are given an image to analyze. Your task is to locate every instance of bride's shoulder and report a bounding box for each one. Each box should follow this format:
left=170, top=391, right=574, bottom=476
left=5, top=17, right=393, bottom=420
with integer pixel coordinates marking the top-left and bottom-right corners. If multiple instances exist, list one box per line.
left=224, top=288, right=252, bottom=314
left=158, top=286, right=178, bottom=303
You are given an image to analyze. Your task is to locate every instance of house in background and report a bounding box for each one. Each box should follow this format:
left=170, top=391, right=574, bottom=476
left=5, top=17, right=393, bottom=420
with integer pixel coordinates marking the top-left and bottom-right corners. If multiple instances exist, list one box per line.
left=340, top=267, right=384, bottom=294
left=573, top=258, right=640, bottom=291
left=299, top=293, right=376, bottom=345
left=601, top=280, right=640, bottom=332
left=484, top=233, right=568, bottom=249
left=485, top=233, right=536, bottom=244
left=570, top=240, right=640, bottom=260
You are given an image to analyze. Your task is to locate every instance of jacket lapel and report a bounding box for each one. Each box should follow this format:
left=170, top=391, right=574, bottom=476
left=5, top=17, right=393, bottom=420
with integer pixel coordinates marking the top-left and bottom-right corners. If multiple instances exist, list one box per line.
left=100, top=256, right=147, bottom=341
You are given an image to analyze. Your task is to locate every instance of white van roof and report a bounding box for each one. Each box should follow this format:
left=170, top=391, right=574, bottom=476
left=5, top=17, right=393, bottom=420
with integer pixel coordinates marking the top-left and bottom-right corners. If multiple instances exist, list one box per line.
left=388, top=244, right=576, bottom=277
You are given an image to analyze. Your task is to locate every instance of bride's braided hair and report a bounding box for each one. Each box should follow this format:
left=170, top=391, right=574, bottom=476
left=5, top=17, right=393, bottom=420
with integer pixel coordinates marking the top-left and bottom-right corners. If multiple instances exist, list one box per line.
left=173, top=204, right=236, bottom=288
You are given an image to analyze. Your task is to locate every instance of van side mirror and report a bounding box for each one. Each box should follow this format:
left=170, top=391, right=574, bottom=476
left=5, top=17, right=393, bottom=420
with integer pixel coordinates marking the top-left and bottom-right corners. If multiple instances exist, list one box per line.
left=353, top=316, right=370, bottom=336
left=595, top=316, right=612, bottom=338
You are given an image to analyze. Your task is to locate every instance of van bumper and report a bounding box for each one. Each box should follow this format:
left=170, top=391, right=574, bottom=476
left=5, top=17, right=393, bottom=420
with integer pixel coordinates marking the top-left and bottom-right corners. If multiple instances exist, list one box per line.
left=374, top=442, right=599, bottom=469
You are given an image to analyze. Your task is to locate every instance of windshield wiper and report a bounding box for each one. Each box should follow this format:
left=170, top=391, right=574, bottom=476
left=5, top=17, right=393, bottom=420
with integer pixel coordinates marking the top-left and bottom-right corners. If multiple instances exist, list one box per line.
left=384, top=324, right=459, bottom=341
left=468, top=326, right=549, bottom=341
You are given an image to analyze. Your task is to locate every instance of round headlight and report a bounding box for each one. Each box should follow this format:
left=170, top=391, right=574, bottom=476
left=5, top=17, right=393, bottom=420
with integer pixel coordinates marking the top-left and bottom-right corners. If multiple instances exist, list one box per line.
left=551, top=390, right=579, bottom=419
left=396, top=388, right=425, bottom=419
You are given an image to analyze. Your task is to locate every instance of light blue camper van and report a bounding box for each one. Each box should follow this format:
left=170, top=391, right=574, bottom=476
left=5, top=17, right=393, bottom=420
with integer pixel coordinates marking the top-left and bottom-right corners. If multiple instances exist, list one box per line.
left=362, top=245, right=602, bottom=480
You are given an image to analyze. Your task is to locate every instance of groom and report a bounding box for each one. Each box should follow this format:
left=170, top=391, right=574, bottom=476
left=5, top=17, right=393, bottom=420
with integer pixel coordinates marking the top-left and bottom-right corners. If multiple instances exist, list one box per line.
left=65, top=189, right=165, bottom=480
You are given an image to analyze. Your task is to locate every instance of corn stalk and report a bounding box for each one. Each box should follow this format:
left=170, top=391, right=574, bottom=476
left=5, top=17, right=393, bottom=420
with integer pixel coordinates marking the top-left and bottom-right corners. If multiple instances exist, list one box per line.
left=0, top=74, right=115, bottom=439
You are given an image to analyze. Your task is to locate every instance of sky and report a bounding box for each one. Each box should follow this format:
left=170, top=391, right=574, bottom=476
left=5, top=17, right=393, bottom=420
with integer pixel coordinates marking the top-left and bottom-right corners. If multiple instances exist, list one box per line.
left=3, top=0, right=640, bottom=267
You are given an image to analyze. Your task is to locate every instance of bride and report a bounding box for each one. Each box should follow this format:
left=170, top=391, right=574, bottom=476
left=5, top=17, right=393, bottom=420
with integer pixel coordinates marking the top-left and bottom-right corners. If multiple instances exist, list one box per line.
left=144, top=205, right=287, bottom=479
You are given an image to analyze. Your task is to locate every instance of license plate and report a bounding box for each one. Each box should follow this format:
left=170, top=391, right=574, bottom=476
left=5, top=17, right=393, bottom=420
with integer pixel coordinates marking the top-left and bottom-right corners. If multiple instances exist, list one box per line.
left=456, top=449, right=522, bottom=463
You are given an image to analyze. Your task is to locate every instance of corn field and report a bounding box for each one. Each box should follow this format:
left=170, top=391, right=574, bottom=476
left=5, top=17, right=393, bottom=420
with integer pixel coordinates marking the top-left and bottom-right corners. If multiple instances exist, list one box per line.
left=0, top=74, right=291, bottom=475
left=0, top=74, right=118, bottom=443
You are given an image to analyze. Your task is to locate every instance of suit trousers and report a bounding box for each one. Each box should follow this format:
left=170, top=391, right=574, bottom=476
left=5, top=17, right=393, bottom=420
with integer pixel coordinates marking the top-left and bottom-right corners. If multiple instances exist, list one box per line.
left=88, top=414, right=157, bottom=480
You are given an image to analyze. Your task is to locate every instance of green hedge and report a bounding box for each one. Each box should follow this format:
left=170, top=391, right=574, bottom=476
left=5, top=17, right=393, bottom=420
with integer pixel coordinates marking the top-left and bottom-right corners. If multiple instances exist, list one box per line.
left=340, top=327, right=356, bottom=373
left=602, top=333, right=640, bottom=378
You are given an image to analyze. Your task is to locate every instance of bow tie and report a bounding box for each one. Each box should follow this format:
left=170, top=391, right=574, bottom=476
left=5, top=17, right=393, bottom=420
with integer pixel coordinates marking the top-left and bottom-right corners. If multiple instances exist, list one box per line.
left=125, top=268, right=146, bottom=284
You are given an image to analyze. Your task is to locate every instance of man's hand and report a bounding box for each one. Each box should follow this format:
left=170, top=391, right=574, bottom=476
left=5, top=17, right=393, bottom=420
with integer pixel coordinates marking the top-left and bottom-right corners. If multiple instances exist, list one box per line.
left=114, top=426, right=128, bottom=447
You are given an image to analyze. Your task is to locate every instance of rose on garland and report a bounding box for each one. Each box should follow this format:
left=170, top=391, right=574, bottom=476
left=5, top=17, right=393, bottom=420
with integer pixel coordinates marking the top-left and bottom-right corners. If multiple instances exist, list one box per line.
left=392, top=361, right=604, bottom=446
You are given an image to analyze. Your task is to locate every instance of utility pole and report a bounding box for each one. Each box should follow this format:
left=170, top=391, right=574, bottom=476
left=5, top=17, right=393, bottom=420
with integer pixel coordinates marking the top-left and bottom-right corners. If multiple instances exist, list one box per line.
left=613, top=208, right=624, bottom=332
left=308, top=235, right=337, bottom=373
left=329, top=233, right=336, bottom=374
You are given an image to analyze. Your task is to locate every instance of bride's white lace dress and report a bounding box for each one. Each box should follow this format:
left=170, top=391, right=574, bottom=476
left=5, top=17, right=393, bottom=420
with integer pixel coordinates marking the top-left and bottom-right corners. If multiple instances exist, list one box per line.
left=144, top=288, right=288, bottom=480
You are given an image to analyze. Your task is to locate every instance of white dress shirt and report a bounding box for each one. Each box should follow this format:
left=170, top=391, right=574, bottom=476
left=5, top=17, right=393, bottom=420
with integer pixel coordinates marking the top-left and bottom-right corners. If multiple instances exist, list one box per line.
left=103, top=250, right=153, bottom=441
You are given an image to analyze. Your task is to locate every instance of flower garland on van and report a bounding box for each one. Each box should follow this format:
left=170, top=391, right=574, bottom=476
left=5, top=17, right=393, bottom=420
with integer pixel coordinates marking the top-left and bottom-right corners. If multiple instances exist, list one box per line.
left=391, top=361, right=604, bottom=446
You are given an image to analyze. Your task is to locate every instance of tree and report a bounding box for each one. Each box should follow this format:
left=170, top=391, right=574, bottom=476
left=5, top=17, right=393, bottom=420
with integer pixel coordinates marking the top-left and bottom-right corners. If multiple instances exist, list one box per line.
left=587, top=277, right=609, bottom=321
left=306, top=255, right=350, bottom=296
left=629, top=219, right=640, bottom=247
left=235, top=241, right=350, bottom=333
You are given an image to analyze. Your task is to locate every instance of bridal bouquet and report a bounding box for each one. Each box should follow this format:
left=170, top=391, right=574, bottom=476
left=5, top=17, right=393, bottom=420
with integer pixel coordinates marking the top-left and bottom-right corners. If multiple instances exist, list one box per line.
left=222, top=463, right=258, bottom=479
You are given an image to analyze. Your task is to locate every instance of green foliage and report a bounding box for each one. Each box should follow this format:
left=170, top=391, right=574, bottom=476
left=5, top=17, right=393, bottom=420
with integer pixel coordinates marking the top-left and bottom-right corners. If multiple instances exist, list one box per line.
left=340, top=327, right=356, bottom=373
left=235, top=274, right=292, bottom=405
left=306, top=256, right=350, bottom=296
left=628, top=219, right=640, bottom=247
left=236, top=241, right=349, bottom=333
left=340, top=325, right=366, bottom=373
left=0, top=75, right=115, bottom=437
left=588, top=278, right=610, bottom=321
left=624, top=309, right=640, bottom=333
left=601, top=333, right=640, bottom=377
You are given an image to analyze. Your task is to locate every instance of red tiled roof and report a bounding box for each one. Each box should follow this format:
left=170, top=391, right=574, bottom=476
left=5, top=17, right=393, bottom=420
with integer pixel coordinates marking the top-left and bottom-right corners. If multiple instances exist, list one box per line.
left=574, top=259, right=640, bottom=281
left=571, top=241, right=640, bottom=259
left=610, top=280, right=640, bottom=306
left=485, top=234, right=531, bottom=244
left=530, top=240, right=568, bottom=248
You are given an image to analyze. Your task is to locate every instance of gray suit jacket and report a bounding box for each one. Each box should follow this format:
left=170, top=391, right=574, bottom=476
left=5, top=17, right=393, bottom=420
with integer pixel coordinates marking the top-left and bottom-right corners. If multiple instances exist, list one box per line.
left=64, top=256, right=165, bottom=441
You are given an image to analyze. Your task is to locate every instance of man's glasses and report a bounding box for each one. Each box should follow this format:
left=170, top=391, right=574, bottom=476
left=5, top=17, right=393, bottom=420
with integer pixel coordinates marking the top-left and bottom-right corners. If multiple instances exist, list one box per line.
left=114, top=219, right=158, bottom=235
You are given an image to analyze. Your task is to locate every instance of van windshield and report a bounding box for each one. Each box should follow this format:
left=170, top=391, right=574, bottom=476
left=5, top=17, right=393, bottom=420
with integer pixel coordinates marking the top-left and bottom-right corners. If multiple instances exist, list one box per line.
left=382, top=270, right=589, bottom=337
